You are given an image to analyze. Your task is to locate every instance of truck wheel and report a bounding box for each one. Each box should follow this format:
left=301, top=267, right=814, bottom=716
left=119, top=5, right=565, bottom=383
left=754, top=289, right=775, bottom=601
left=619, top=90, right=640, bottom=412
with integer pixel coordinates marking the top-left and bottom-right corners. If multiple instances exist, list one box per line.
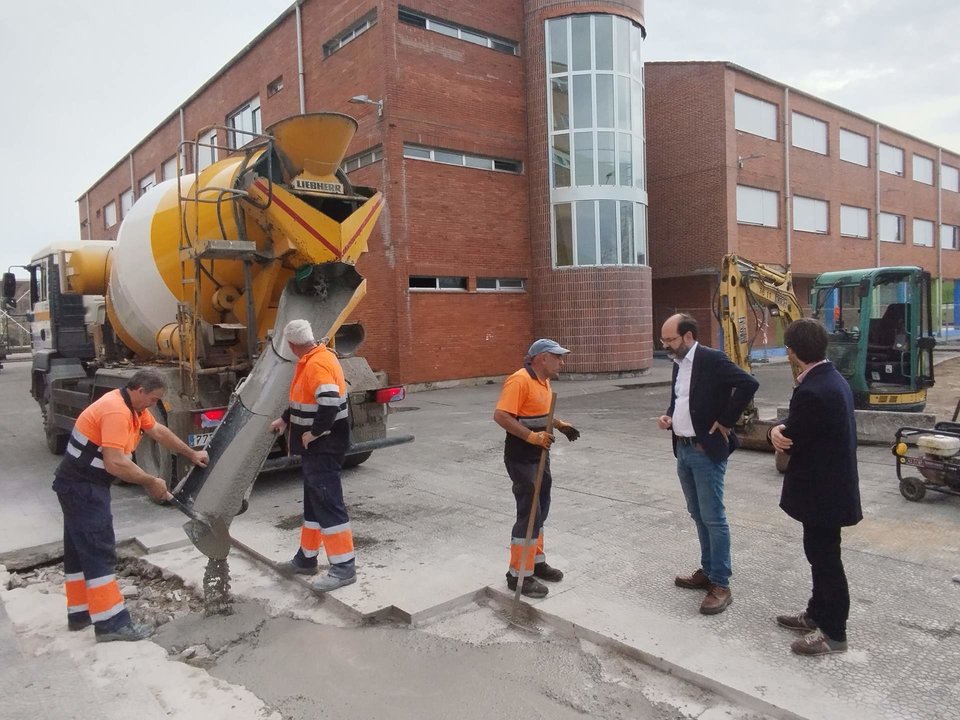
left=343, top=451, right=372, bottom=469
left=136, top=435, right=175, bottom=502
left=42, top=389, right=68, bottom=455
left=899, top=477, right=926, bottom=502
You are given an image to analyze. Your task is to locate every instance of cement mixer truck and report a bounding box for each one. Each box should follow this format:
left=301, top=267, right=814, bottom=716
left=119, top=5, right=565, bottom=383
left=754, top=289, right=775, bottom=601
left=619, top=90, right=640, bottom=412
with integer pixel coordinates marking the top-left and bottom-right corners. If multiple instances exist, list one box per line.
left=7, top=114, right=412, bottom=501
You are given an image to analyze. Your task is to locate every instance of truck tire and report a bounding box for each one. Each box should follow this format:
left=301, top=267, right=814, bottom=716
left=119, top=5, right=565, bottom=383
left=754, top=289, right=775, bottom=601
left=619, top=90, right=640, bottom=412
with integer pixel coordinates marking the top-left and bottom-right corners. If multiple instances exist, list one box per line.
left=136, top=435, right=175, bottom=501
left=343, top=451, right=372, bottom=469
left=42, top=389, right=68, bottom=456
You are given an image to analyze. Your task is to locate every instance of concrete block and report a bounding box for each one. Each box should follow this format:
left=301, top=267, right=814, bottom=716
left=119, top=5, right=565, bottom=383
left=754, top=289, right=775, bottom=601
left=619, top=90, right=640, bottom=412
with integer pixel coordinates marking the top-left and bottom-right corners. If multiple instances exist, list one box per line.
left=132, top=527, right=194, bottom=554
left=777, top=407, right=936, bottom=446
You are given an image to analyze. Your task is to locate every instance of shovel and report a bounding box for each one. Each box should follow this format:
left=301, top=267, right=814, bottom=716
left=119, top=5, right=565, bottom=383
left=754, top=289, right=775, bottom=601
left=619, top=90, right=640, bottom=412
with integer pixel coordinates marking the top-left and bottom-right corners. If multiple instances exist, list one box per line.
left=166, top=494, right=232, bottom=560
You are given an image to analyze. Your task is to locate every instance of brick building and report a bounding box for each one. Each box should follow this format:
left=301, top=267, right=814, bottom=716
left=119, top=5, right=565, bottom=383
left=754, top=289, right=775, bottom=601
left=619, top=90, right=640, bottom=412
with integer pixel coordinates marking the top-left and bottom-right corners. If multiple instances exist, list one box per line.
left=646, top=61, right=960, bottom=348
left=76, top=0, right=651, bottom=384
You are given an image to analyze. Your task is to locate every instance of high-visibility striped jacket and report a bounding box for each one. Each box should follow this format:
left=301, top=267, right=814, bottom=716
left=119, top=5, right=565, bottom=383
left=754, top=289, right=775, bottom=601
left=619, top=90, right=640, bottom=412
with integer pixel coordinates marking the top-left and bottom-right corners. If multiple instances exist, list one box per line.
left=496, top=364, right=552, bottom=463
left=282, top=344, right=350, bottom=458
left=56, top=388, right=156, bottom=486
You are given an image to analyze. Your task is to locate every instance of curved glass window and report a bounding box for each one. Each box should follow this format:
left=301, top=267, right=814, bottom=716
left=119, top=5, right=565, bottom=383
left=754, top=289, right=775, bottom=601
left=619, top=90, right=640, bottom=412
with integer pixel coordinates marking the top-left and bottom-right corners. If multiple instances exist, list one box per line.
left=547, top=14, right=647, bottom=267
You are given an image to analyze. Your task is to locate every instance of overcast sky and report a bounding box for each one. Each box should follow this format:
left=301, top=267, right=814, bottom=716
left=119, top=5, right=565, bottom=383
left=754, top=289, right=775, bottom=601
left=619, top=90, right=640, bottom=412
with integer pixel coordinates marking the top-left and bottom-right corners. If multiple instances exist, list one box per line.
left=1, top=0, right=958, bottom=281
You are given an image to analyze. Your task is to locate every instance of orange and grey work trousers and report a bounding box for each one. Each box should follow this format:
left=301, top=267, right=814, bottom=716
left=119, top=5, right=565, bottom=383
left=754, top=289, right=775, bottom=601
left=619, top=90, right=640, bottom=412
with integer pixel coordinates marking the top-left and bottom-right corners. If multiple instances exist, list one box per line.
left=506, top=457, right=552, bottom=577
left=291, top=453, right=356, bottom=577
left=52, top=476, right=130, bottom=634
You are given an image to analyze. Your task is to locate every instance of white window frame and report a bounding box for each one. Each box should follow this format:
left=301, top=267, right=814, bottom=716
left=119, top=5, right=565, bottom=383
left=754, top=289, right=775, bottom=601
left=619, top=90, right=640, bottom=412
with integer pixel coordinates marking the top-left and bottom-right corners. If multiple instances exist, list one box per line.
left=879, top=142, right=904, bottom=176
left=879, top=212, right=904, bottom=243
left=161, top=156, right=179, bottom=181
left=403, top=144, right=522, bottom=174
left=941, top=224, right=959, bottom=250
left=227, top=96, right=261, bottom=149
left=197, top=129, right=218, bottom=171
left=120, top=189, right=133, bottom=219
left=398, top=7, right=518, bottom=55
left=476, top=277, right=526, bottom=292
left=323, top=12, right=376, bottom=56
left=793, top=196, right=828, bottom=234
left=912, top=154, right=934, bottom=185
left=736, top=185, right=778, bottom=228
left=840, top=205, right=869, bottom=239
left=943, top=164, right=960, bottom=192
left=343, top=146, right=384, bottom=173
left=138, top=172, right=156, bottom=197
left=913, top=218, right=934, bottom=247
left=791, top=112, right=828, bottom=155
left=408, top=275, right=468, bottom=292
left=267, top=76, right=284, bottom=97
left=104, top=201, right=117, bottom=229
left=734, top=92, right=777, bottom=141
left=839, top=129, right=869, bottom=166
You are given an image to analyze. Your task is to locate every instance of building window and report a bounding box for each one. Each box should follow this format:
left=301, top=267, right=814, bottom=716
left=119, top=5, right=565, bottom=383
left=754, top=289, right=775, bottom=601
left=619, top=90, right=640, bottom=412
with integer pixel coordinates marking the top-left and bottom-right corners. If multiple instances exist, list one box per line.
left=323, top=11, right=376, bottom=56
left=139, top=172, right=156, bottom=197
left=793, top=196, right=828, bottom=234
left=161, top=154, right=185, bottom=181
left=546, top=14, right=646, bottom=267
left=227, top=96, right=261, bottom=149
left=402, top=144, right=521, bottom=173
left=913, top=154, right=934, bottom=185
left=120, top=189, right=133, bottom=218
left=343, top=146, right=383, bottom=173
left=408, top=276, right=468, bottom=291
left=398, top=7, right=518, bottom=55
left=942, top=224, right=959, bottom=250
left=879, top=142, right=904, bottom=176
left=267, top=76, right=284, bottom=97
left=477, top=277, right=526, bottom=292
left=198, top=129, right=218, bottom=171
left=792, top=112, right=827, bottom=155
left=913, top=218, right=934, bottom=247
left=879, top=212, right=904, bottom=243
left=840, top=205, right=869, bottom=238
left=839, top=129, right=869, bottom=166
left=943, top=164, right=960, bottom=192
left=734, top=92, right=777, bottom=141
left=104, top=201, right=117, bottom=229
left=736, top=185, right=778, bottom=227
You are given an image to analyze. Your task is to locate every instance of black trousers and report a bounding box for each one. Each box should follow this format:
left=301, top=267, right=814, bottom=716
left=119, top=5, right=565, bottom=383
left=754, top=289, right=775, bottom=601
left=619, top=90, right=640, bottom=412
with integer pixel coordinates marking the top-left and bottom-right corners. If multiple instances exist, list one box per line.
left=507, top=457, right=552, bottom=541
left=802, top=523, right=849, bottom=642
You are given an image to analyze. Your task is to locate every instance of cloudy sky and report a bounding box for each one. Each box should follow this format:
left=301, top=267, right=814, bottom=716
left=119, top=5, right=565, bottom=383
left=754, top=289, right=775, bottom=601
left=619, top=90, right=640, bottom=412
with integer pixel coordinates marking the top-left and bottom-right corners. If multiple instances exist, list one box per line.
left=1, top=0, right=958, bottom=281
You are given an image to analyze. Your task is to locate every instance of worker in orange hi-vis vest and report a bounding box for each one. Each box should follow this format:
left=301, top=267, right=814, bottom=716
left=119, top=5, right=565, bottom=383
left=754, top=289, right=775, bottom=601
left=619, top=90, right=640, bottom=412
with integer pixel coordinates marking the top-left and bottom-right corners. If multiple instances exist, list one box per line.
left=52, top=369, right=209, bottom=642
left=270, top=319, right=356, bottom=592
left=493, top=339, right=581, bottom=599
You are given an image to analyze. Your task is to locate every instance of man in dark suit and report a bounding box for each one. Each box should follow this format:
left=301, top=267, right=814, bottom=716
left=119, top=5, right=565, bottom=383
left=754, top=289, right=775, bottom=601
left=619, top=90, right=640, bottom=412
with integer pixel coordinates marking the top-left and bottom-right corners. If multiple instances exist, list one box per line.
left=770, top=318, right=862, bottom=655
left=657, top=313, right=758, bottom=615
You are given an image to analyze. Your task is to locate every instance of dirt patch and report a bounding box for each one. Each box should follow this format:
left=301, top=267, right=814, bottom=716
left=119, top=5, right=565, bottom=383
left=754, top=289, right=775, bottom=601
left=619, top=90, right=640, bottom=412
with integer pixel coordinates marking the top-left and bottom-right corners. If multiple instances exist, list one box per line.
left=926, top=356, right=960, bottom=421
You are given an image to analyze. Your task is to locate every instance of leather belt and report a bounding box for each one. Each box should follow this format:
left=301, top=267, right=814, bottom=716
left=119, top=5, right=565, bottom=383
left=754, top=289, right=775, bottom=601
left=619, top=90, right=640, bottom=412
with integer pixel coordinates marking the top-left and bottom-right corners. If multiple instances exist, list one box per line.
left=676, top=436, right=698, bottom=446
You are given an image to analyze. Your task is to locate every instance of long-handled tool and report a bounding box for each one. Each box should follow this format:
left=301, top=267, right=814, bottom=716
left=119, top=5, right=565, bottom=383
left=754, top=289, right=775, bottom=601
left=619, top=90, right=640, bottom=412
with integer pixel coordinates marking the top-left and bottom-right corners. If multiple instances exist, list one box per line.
left=509, top=392, right=557, bottom=632
left=166, top=494, right=232, bottom=560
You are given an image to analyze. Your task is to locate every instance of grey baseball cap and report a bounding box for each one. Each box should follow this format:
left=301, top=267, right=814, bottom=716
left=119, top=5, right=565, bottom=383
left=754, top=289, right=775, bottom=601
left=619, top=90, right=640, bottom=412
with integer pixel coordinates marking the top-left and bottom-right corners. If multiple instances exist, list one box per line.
left=527, top=338, right=570, bottom=357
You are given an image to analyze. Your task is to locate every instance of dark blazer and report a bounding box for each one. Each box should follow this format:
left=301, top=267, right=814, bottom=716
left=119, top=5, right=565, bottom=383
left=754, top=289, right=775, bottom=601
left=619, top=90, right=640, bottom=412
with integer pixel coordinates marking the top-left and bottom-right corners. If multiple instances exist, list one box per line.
left=779, top=361, right=862, bottom=527
left=667, top=344, right=759, bottom=463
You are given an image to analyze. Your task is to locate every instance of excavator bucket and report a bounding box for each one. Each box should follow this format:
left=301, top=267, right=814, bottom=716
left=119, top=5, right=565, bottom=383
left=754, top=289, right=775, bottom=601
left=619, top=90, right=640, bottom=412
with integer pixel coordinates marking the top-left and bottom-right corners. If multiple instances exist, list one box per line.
left=173, top=263, right=366, bottom=558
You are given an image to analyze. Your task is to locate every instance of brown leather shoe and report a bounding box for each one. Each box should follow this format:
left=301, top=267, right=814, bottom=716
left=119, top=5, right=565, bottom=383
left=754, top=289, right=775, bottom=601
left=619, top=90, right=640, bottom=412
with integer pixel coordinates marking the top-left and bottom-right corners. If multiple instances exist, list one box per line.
left=674, top=568, right=711, bottom=590
left=699, top=584, right=732, bottom=615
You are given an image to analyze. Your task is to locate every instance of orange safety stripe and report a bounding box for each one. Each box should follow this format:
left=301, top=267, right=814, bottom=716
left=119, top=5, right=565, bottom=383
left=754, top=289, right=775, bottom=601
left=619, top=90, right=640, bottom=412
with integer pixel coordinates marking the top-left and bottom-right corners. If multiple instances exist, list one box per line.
left=300, top=522, right=323, bottom=557
left=86, top=578, right=124, bottom=620
left=509, top=541, right=537, bottom=577
left=322, top=526, right=354, bottom=563
left=65, top=576, right=88, bottom=610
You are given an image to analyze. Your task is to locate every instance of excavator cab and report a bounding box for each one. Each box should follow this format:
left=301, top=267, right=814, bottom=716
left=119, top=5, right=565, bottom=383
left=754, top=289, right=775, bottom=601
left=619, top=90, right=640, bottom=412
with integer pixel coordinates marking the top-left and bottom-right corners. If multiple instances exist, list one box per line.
left=812, top=267, right=935, bottom=411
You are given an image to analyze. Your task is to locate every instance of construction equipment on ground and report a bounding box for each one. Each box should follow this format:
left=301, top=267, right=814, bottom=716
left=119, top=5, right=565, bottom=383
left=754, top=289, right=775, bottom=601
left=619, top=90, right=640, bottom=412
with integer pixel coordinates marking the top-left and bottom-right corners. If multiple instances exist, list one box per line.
left=892, top=423, right=960, bottom=502
left=3, top=114, right=413, bottom=548
left=717, top=255, right=936, bottom=452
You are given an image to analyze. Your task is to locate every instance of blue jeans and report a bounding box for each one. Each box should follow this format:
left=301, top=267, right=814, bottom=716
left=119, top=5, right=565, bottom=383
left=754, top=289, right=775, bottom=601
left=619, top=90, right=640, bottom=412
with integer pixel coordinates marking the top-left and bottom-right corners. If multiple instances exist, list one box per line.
left=676, top=443, right=731, bottom=587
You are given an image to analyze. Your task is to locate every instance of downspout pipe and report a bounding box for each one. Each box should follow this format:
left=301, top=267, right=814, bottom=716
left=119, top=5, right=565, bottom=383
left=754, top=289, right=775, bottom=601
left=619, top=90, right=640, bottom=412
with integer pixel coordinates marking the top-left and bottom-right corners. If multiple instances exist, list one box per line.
left=783, top=87, right=792, bottom=269
left=296, top=2, right=306, bottom=114
left=875, top=122, right=881, bottom=266
left=937, top=147, right=944, bottom=335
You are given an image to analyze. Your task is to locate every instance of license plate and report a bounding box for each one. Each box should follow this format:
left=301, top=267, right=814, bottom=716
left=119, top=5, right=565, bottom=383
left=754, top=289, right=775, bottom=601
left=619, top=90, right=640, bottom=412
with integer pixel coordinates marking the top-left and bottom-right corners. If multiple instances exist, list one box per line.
left=188, top=432, right=213, bottom=449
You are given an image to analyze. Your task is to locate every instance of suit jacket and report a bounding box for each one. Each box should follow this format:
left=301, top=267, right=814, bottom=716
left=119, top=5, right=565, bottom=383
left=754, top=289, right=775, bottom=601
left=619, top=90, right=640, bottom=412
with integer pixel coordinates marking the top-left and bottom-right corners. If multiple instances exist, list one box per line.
left=667, top=344, right=759, bottom=463
left=779, top=361, right=862, bottom=527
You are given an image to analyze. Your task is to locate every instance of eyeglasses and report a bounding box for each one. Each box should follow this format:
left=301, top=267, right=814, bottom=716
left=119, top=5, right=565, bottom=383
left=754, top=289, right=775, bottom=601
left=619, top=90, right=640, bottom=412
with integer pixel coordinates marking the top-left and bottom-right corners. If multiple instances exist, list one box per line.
left=660, top=335, right=681, bottom=344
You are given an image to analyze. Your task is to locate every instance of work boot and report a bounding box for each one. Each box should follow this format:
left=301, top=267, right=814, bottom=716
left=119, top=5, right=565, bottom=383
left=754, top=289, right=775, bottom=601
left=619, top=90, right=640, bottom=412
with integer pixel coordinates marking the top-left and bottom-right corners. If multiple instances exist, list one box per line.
left=776, top=610, right=819, bottom=632
left=277, top=560, right=319, bottom=576
left=699, top=584, right=732, bottom=615
left=533, top=562, right=564, bottom=582
left=95, top=622, right=154, bottom=643
left=313, top=572, right=356, bottom=593
left=505, top=572, right=548, bottom=599
left=67, top=617, right=92, bottom=632
left=674, top=568, right=711, bottom=590
left=790, top=629, right=848, bottom=655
